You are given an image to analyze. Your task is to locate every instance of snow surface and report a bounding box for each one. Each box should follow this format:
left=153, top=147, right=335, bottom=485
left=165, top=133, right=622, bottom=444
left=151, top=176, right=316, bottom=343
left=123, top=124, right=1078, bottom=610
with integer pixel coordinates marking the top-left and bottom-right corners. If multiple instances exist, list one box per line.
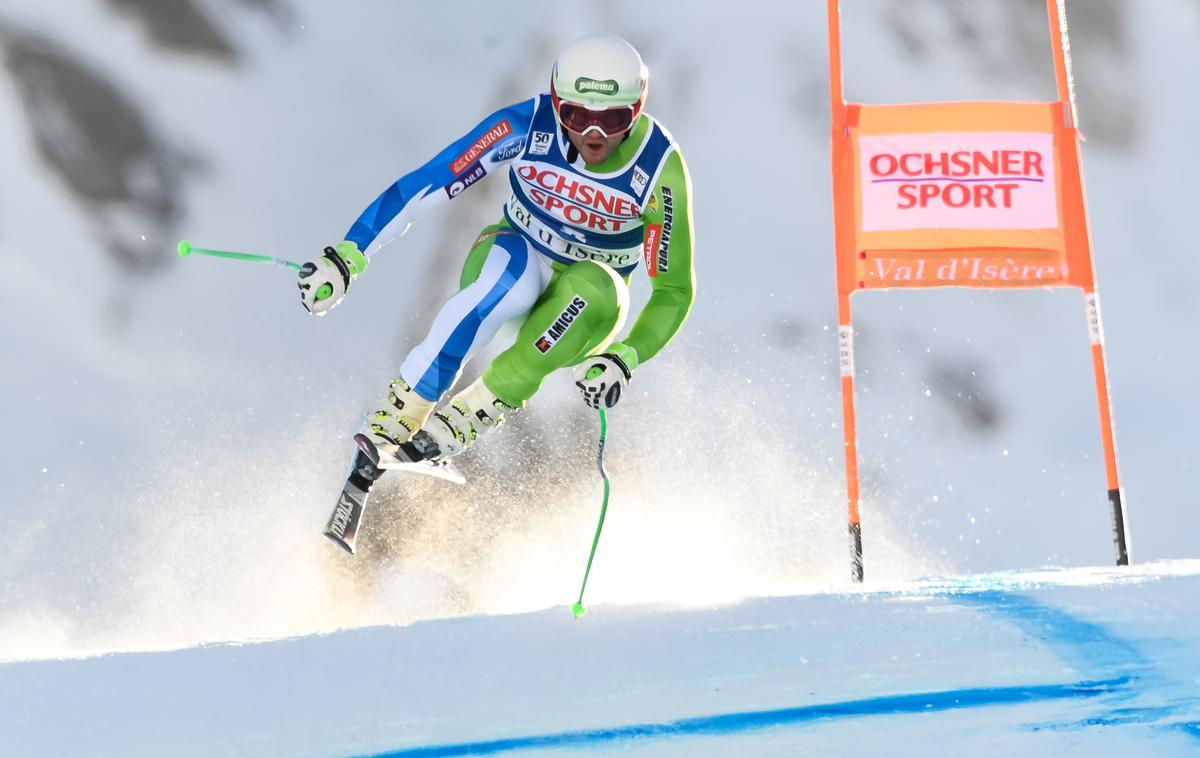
left=3, top=561, right=1198, bottom=757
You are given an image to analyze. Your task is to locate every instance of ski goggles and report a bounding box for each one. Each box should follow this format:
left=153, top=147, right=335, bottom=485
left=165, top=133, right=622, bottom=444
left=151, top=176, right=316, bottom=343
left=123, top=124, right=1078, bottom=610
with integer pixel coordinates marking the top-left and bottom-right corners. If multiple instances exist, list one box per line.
left=551, top=83, right=642, bottom=137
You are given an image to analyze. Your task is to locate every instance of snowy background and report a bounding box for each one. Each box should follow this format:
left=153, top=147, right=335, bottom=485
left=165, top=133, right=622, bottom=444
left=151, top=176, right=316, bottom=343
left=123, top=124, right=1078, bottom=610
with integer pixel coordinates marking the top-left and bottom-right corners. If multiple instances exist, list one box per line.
left=1, top=3, right=1198, bottom=751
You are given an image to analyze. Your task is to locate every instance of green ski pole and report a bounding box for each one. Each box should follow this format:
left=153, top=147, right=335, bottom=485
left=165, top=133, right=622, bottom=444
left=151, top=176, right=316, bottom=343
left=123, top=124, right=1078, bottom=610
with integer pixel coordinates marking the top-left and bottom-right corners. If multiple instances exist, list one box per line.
left=572, top=378, right=611, bottom=618
left=177, top=240, right=302, bottom=270
left=177, top=239, right=335, bottom=302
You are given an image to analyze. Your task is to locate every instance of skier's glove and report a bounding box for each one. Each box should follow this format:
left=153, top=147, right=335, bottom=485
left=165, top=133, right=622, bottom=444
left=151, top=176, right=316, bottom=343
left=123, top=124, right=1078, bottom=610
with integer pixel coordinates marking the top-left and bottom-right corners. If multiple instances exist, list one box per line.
left=573, top=343, right=638, bottom=410
left=298, top=241, right=367, bottom=316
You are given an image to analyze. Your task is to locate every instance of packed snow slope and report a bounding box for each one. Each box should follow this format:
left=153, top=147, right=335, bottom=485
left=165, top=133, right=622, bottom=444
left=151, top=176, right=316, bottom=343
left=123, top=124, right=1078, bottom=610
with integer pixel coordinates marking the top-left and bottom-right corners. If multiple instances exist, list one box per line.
left=3, top=560, right=1198, bottom=757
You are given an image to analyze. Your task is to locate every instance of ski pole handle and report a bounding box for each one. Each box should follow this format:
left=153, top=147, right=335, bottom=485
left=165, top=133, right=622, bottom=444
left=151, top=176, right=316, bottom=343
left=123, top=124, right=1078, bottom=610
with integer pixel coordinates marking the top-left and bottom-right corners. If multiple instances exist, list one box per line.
left=177, top=240, right=302, bottom=271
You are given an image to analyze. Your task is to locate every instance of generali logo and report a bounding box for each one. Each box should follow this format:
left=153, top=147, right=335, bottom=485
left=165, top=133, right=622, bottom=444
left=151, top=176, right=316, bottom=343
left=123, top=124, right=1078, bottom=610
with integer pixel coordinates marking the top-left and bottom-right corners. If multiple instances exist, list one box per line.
left=859, top=131, right=1059, bottom=232
left=451, top=120, right=512, bottom=175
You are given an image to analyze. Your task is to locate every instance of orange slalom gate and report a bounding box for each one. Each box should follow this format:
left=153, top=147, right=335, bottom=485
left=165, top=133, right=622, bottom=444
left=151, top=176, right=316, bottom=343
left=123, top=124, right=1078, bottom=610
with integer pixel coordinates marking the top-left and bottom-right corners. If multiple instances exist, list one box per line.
left=826, top=0, right=1128, bottom=582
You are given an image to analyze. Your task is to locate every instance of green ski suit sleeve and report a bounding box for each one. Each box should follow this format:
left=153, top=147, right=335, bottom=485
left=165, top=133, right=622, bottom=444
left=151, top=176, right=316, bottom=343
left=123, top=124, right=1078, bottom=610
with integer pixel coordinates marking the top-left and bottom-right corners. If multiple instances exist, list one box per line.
left=623, top=148, right=695, bottom=365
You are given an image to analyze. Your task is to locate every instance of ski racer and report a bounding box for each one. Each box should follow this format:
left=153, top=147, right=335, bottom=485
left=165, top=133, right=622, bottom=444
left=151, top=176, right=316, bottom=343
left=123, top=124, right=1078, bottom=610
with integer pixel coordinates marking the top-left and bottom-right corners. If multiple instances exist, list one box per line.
left=299, top=33, right=694, bottom=465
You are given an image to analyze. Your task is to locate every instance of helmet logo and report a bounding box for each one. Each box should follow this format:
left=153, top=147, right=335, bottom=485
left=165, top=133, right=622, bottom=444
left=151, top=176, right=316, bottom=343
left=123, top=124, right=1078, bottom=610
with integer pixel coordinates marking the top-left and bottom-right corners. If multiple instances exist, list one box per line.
left=575, top=77, right=619, bottom=95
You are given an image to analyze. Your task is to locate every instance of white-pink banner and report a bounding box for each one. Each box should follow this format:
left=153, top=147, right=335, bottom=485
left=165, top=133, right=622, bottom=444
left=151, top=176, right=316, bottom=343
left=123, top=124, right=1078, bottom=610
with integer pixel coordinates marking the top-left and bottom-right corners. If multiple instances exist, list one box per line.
left=858, top=132, right=1058, bottom=232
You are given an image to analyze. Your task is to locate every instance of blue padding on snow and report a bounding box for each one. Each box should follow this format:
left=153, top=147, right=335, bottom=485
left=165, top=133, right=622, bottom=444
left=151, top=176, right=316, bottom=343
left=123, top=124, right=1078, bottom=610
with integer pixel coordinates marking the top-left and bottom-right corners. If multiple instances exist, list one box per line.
left=352, top=677, right=1131, bottom=757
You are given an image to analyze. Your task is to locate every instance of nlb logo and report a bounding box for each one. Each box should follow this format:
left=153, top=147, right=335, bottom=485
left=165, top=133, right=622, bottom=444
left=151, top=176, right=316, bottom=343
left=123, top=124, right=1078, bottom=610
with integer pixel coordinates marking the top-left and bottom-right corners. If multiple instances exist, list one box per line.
left=516, top=165, right=640, bottom=232
left=451, top=120, right=512, bottom=175
left=859, top=132, right=1058, bottom=232
left=444, top=161, right=486, bottom=198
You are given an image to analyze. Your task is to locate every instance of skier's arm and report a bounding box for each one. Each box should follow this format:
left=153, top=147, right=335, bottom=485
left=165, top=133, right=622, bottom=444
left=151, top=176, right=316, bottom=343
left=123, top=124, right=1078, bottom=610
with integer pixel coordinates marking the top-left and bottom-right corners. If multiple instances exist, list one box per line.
left=621, top=148, right=695, bottom=366
left=344, top=98, right=535, bottom=257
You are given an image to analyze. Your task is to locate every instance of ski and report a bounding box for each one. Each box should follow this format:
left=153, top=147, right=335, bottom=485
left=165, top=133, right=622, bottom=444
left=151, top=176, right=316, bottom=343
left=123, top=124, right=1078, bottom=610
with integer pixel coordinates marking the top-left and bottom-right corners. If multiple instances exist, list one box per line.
left=323, top=447, right=384, bottom=555
left=323, top=434, right=465, bottom=555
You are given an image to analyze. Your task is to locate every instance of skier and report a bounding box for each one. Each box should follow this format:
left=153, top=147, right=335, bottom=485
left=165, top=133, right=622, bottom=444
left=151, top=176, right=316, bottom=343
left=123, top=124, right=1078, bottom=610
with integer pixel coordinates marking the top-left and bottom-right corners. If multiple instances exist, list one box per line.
left=300, top=33, right=694, bottom=467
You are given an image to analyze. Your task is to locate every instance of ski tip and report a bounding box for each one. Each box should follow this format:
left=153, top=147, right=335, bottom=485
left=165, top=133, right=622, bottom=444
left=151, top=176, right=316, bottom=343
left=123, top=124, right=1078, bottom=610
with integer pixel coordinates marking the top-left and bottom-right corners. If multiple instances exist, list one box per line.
left=571, top=602, right=587, bottom=618
left=353, top=433, right=381, bottom=465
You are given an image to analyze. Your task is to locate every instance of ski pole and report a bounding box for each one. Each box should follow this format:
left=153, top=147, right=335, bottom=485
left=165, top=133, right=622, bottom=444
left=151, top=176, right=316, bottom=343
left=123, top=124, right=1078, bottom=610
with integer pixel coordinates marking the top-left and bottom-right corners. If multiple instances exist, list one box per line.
left=177, top=239, right=334, bottom=302
left=177, top=240, right=302, bottom=271
left=571, top=396, right=610, bottom=618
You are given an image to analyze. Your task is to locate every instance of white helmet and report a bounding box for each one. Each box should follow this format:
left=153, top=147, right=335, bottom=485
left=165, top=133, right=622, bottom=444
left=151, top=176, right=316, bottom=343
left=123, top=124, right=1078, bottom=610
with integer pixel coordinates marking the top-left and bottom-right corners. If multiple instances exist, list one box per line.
left=551, top=34, right=648, bottom=135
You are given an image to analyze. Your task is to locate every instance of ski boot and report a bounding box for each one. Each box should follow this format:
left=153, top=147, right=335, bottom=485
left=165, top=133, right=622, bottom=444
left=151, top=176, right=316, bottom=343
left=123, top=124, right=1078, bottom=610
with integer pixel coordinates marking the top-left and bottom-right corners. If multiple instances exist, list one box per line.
left=355, top=376, right=440, bottom=466
left=415, top=377, right=517, bottom=461
left=364, top=377, right=435, bottom=447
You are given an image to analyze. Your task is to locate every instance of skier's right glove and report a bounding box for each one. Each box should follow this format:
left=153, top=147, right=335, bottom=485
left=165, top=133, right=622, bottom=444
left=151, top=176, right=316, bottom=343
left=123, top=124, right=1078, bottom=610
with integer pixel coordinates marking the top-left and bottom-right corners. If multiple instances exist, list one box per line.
left=298, top=241, right=367, bottom=316
left=573, top=343, right=638, bottom=410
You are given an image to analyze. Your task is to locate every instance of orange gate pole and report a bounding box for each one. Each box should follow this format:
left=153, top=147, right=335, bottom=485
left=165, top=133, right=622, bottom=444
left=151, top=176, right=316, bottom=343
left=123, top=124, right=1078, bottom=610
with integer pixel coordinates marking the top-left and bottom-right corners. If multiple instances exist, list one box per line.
left=838, top=295, right=864, bottom=582
left=1046, top=0, right=1130, bottom=564
left=827, top=0, right=865, bottom=581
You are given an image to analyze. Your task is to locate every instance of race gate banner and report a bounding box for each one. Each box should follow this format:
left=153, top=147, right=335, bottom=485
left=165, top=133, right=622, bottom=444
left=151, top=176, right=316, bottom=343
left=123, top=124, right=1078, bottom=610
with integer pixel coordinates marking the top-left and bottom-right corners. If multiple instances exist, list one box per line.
left=830, top=100, right=1096, bottom=293
left=824, top=0, right=1129, bottom=583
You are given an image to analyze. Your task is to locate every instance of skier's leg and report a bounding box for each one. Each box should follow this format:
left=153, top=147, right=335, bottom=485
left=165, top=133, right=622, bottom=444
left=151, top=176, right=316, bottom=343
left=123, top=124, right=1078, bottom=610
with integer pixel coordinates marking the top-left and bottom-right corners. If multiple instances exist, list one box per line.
left=417, top=259, right=628, bottom=459
left=457, top=223, right=511, bottom=290
left=485, top=260, right=629, bottom=407
left=365, top=230, right=548, bottom=446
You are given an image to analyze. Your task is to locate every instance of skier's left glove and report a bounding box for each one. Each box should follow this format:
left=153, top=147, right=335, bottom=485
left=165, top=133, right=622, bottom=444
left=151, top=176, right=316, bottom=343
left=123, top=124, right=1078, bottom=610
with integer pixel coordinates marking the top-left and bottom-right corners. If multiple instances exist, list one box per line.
left=573, top=343, right=638, bottom=410
left=298, top=241, right=367, bottom=316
